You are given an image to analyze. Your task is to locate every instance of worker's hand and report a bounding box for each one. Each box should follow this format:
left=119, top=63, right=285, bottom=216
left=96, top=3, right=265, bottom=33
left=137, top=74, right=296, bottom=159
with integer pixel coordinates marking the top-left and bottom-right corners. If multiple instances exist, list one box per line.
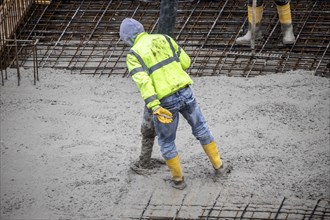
left=153, top=106, right=173, bottom=124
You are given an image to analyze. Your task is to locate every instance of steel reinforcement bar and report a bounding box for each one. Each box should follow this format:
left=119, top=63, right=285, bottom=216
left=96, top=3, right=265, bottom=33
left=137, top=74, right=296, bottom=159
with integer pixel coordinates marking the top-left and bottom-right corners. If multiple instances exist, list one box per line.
left=130, top=197, right=330, bottom=219
left=1, top=0, right=329, bottom=77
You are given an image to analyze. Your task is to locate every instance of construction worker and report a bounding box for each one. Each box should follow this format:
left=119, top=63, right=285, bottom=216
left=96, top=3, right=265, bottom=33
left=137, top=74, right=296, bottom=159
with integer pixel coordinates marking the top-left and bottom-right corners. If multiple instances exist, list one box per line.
left=130, top=0, right=179, bottom=174
left=120, top=18, right=227, bottom=190
left=236, top=0, right=295, bottom=45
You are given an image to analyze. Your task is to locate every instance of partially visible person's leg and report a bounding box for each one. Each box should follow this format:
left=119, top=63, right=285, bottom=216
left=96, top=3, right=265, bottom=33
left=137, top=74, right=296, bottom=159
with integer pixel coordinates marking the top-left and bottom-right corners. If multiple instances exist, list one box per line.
left=138, top=106, right=156, bottom=167
left=275, top=0, right=295, bottom=44
left=131, top=106, right=163, bottom=174
left=236, top=0, right=264, bottom=45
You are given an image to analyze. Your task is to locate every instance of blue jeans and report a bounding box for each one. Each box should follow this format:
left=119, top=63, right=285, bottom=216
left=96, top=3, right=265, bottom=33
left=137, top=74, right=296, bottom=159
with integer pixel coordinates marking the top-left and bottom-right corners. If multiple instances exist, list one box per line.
left=153, top=87, right=214, bottom=160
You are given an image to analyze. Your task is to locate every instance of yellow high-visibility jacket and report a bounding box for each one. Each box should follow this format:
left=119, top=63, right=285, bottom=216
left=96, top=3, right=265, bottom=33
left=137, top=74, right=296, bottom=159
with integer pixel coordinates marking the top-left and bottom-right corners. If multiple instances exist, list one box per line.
left=126, top=32, right=193, bottom=110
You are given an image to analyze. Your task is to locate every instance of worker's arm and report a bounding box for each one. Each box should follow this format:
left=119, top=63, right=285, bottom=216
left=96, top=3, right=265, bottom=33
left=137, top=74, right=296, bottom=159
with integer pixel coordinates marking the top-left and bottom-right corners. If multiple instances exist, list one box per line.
left=127, top=53, right=160, bottom=110
left=127, top=52, right=173, bottom=124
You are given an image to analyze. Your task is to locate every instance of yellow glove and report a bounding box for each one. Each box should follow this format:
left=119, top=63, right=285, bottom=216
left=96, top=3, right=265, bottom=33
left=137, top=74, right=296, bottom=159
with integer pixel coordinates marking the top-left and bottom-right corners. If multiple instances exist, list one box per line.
left=153, top=106, right=173, bottom=124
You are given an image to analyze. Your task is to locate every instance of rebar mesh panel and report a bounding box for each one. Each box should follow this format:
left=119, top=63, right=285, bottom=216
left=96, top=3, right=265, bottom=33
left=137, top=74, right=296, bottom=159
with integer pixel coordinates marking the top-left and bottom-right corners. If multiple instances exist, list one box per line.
left=133, top=198, right=330, bottom=219
left=2, top=0, right=330, bottom=77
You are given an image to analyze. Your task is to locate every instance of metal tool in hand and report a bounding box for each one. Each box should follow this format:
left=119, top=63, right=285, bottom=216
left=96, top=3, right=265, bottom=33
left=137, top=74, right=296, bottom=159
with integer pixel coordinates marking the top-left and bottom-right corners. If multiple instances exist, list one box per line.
left=251, top=0, right=257, bottom=57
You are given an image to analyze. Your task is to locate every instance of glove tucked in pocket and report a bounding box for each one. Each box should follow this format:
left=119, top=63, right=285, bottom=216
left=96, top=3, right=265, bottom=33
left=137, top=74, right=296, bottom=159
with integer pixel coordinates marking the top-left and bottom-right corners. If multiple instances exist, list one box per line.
left=152, top=106, right=173, bottom=124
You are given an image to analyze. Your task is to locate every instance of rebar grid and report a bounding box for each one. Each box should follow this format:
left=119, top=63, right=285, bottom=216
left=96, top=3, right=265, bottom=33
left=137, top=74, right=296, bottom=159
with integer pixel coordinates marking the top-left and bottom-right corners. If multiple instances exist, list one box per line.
left=1, top=0, right=329, bottom=77
left=133, top=197, right=330, bottom=219
left=198, top=198, right=330, bottom=219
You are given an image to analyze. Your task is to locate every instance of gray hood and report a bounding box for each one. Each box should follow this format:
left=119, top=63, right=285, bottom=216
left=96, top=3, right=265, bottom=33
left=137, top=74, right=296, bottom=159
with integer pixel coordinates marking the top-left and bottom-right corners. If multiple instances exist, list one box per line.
left=119, top=18, right=145, bottom=46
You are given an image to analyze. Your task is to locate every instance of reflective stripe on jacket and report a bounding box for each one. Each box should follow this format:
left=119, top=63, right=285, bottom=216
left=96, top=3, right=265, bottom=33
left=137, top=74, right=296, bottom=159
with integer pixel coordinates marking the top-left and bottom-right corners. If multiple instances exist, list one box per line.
left=126, top=32, right=193, bottom=109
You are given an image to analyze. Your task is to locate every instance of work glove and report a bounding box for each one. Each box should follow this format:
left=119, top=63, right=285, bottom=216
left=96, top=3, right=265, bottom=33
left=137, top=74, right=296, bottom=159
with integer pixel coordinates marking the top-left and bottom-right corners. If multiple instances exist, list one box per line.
left=152, top=106, right=173, bottom=124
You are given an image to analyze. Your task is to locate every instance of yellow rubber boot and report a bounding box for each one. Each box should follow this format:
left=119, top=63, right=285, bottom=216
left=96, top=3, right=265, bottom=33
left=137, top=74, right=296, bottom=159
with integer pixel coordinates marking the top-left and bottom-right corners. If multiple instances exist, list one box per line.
left=277, top=2, right=295, bottom=44
left=165, top=155, right=186, bottom=190
left=236, top=5, right=263, bottom=45
left=248, top=5, right=263, bottom=25
left=203, top=141, right=222, bottom=170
